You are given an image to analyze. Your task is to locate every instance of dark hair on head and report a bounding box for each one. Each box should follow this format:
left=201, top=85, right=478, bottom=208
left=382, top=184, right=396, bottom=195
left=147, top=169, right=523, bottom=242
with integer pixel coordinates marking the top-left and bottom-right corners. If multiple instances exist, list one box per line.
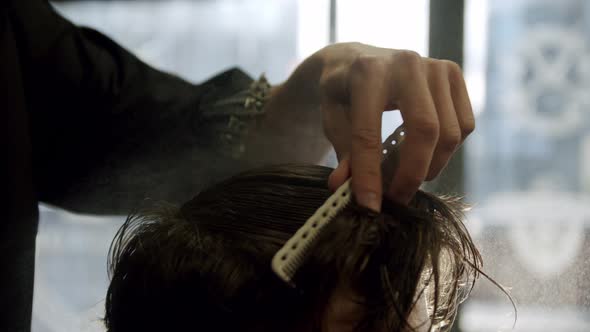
left=104, top=164, right=483, bottom=332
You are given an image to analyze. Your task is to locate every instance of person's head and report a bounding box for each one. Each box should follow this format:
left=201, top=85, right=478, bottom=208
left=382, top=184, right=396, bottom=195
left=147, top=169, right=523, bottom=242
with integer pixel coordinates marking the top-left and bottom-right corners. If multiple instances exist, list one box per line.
left=104, top=164, right=481, bottom=332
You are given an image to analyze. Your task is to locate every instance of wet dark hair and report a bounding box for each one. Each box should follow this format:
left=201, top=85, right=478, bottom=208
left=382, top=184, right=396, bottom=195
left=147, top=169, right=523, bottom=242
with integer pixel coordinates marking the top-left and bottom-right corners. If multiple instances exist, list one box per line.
left=104, top=164, right=482, bottom=332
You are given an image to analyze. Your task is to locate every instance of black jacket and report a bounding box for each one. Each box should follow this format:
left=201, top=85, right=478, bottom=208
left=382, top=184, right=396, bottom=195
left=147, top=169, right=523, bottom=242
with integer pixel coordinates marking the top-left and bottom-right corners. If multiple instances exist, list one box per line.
left=0, top=1, right=256, bottom=331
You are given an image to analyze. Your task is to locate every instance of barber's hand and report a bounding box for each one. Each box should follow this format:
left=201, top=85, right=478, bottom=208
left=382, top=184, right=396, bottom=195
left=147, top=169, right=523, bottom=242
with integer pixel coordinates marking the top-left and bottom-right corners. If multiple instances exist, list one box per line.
left=280, top=42, right=475, bottom=211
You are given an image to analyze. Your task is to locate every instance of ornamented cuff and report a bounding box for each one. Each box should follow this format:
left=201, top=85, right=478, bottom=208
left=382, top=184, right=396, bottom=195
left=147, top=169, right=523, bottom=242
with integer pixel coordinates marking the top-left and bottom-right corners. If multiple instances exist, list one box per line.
left=200, top=74, right=271, bottom=120
left=199, top=74, right=272, bottom=158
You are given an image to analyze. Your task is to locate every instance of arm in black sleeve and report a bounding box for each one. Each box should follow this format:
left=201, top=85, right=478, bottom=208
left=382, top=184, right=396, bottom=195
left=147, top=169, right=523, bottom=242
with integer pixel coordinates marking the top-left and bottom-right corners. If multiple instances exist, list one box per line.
left=8, top=0, right=256, bottom=213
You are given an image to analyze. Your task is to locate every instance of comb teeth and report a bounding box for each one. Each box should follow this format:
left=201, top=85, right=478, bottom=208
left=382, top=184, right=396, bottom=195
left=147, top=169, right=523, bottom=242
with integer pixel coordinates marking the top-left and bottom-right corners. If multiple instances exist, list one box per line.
left=276, top=230, right=318, bottom=280
left=272, top=124, right=406, bottom=286
left=272, top=180, right=353, bottom=284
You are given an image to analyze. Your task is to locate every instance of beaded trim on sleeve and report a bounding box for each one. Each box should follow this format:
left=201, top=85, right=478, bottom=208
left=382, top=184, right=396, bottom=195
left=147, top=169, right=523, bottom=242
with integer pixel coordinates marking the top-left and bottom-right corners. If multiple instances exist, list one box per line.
left=200, top=74, right=272, bottom=158
left=201, top=74, right=271, bottom=120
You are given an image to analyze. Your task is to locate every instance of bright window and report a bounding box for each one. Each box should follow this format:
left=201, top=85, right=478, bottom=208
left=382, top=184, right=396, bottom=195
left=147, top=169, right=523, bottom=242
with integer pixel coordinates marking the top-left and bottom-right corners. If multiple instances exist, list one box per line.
left=462, top=0, right=590, bottom=331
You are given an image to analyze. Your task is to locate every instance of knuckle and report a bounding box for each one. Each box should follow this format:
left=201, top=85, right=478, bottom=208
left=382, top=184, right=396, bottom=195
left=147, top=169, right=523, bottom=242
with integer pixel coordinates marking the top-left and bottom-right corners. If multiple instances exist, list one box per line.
left=440, top=127, right=461, bottom=151
left=414, top=119, right=440, bottom=143
left=355, top=168, right=381, bottom=183
left=349, top=56, right=387, bottom=91
left=351, top=55, right=384, bottom=77
left=319, top=69, right=344, bottom=100
left=461, top=118, right=476, bottom=138
left=445, top=61, right=466, bottom=85
left=441, top=59, right=463, bottom=75
left=394, top=50, right=422, bottom=67
left=392, top=50, right=424, bottom=84
left=425, top=58, right=445, bottom=72
left=351, top=128, right=382, bottom=150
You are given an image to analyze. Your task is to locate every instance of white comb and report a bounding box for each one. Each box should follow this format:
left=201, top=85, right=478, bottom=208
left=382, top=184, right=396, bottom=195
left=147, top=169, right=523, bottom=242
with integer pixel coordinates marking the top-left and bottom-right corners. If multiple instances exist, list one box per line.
left=271, top=125, right=407, bottom=285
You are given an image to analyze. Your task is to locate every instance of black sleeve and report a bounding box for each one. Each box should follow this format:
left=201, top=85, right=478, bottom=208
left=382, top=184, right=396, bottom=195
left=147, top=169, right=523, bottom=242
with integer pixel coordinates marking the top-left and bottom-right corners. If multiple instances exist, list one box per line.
left=7, top=0, right=256, bottom=213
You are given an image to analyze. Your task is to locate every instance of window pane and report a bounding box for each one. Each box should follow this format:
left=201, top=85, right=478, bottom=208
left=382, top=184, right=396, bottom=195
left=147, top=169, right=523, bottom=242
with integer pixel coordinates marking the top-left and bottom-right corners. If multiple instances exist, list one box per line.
left=51, top=0, right=302, bottom=83
left=463, top=0, right=590, bottom=331
left=336, top=0, right=429, bottom=55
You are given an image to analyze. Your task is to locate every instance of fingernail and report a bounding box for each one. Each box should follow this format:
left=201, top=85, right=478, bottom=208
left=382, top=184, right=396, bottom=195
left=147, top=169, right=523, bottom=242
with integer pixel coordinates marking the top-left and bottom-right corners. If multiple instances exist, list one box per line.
left=357, top=192, right=381, bottom=212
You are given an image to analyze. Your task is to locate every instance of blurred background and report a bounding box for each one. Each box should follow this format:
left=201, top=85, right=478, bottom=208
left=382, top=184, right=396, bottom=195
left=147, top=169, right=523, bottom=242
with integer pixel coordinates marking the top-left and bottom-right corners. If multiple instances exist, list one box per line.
left=36, top=0, right=590, bottom=331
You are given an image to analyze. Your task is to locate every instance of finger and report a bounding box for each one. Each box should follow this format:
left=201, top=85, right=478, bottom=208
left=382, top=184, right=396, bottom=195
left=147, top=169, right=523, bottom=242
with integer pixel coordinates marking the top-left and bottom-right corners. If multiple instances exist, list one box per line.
left=425, top=60, right=462, bottom=180
left=387, top=52, right=439, bottom=204
left=328, top=157, right=351, bottom=192
left=349, top=56, right=388, bottom=212
left=448, top=61, right=476, bottom=140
